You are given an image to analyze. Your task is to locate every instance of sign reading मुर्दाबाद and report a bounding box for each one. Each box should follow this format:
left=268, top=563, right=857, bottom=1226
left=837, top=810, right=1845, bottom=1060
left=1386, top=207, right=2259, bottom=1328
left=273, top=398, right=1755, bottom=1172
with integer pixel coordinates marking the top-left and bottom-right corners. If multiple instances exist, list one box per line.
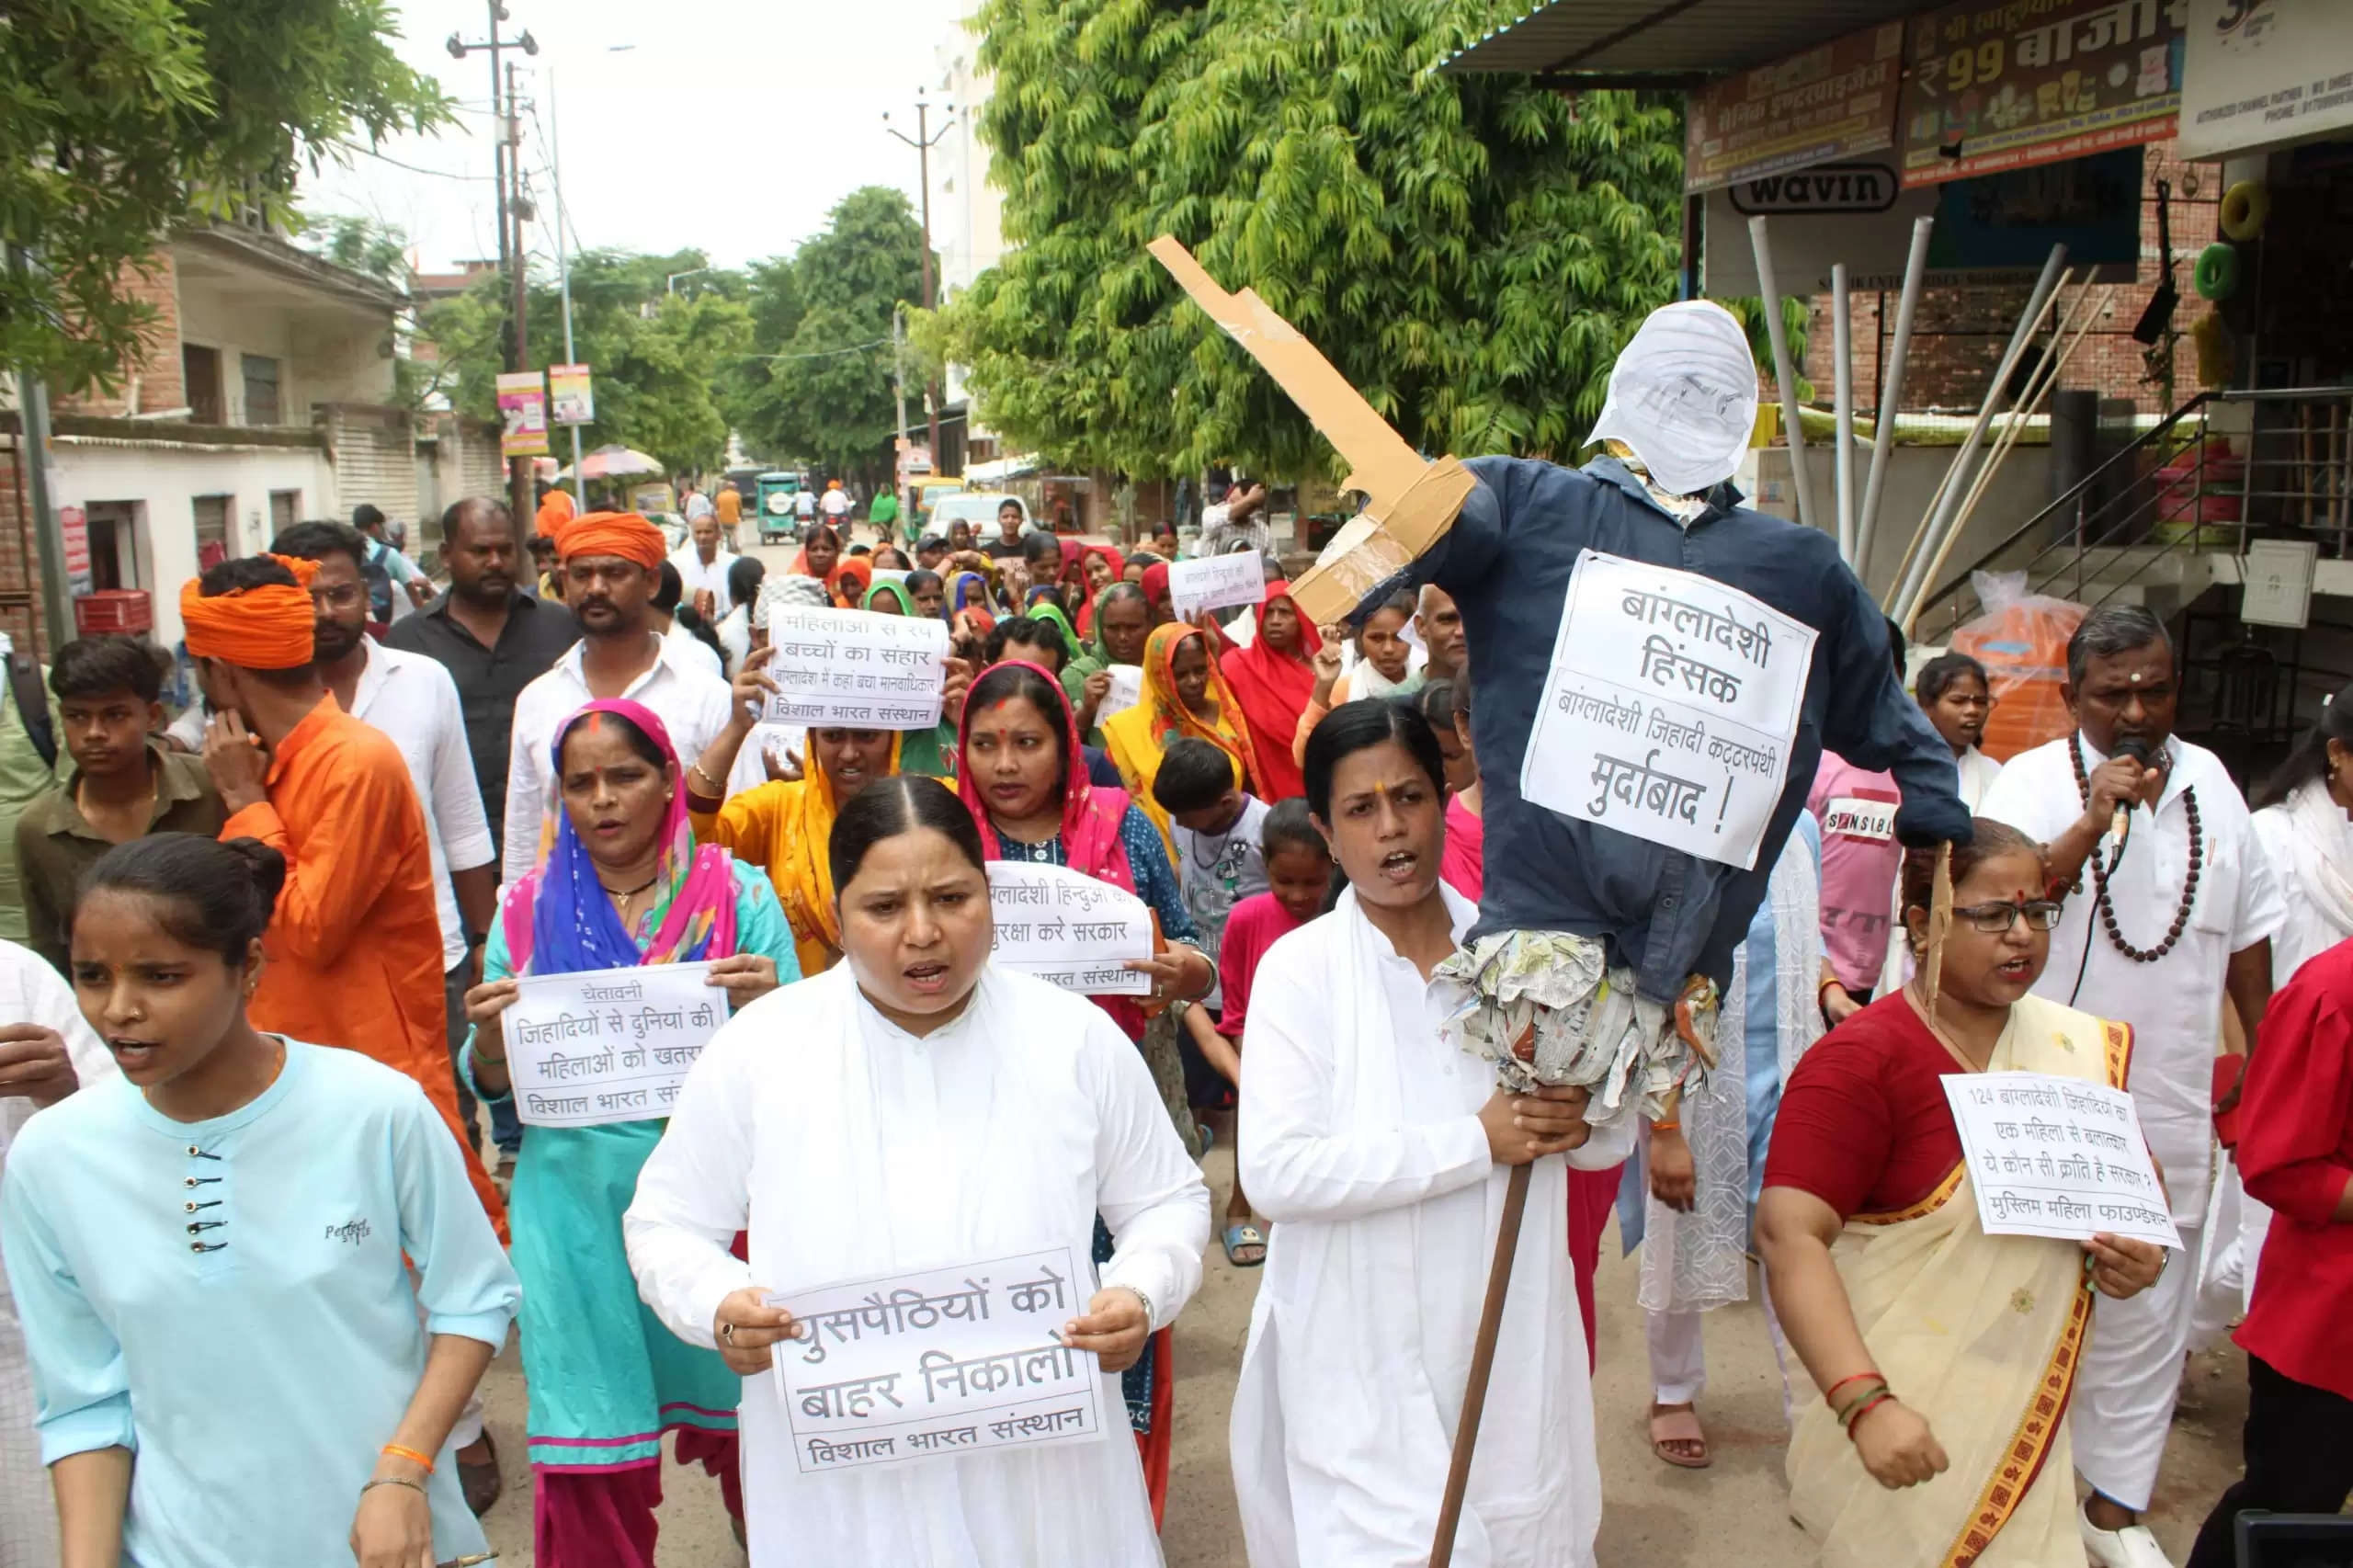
left=1520, top=550, right=1818, bottom=871
left=767, top=1244, right=1109, bottom=1475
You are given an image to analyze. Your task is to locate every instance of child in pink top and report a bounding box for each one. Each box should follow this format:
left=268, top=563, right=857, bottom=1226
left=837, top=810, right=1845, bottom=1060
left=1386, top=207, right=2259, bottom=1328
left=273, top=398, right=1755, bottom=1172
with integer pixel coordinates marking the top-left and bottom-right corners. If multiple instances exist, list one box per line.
left=1808, top=751, right=1903, bottom=1015
left=1188, top=799, right=1330, bottom=1267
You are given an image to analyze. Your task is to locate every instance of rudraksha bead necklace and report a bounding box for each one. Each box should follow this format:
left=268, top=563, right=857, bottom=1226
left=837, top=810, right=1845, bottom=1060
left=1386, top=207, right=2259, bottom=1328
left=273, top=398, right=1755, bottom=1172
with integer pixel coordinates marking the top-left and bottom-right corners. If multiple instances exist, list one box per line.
left=2070, top=735, right=2201, bottom=963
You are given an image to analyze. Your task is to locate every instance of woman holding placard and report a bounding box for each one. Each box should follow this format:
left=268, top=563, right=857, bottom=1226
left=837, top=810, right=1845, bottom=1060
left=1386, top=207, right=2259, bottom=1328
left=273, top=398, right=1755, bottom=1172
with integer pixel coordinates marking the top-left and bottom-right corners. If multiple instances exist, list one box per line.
left=953, top=660, right=1212, bottom=1518
left=1757, top=820, right=2165, bottom=1568
left=623, top=776, right=1209, bottom=1564
left=462, top=699, right=796, bottom=1564
left=1102, top=623, right=1261, bottom=856
left=1065, top=582, right=1152, bottom=744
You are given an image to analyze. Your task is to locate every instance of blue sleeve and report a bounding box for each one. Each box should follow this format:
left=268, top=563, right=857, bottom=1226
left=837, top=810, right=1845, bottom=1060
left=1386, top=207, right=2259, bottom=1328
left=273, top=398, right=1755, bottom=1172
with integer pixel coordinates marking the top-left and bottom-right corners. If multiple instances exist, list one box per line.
left=1085, top=746, right=1124, bottom=790
left=1122, top=805, right=1199, bottom=945
left=458, top=903, right=518, bottom=1105
left=0, top=1146, right=137, bottom=1461
left=390, top=1079, right=521, bottom=1346
left=732, top=863, right=801, bottom=985
left=1813, top=564, right=1970, bottom=848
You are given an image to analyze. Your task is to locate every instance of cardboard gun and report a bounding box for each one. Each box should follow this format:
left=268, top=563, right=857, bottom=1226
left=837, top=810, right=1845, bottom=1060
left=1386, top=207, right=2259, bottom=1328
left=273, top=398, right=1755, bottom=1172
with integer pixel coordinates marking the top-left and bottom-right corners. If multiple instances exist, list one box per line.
left=1147, top=236, right=1476, bottom=628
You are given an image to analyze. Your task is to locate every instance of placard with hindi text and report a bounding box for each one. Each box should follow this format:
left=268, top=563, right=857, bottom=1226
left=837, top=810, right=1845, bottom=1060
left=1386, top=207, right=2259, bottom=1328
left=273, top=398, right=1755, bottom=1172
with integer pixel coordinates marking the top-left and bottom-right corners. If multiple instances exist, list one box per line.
left=504, top=961, right=723, bottom=1128
left=761, top=605, right=950, bottom=730
left=1942, top=1072, right=2183, bottom=1250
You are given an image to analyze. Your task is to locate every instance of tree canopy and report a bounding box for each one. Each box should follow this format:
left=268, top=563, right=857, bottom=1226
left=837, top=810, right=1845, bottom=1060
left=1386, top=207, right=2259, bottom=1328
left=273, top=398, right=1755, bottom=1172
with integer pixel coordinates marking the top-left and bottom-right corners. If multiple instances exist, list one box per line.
left=3, top=0, right=447, bottom=392
left=722, top=187, right=931, bottom=483
left=423, top=249, right=754, bottom=478
left=941, top=0, right=1691, bottom=483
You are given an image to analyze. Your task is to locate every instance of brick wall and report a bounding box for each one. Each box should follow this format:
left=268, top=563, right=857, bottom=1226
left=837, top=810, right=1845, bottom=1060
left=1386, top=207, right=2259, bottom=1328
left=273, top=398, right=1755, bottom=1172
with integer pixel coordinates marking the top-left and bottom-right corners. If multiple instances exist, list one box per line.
left=54, top=251, right=186, bottom=418
left=317, top=403, right=418, bottom=528
left=0, top=445, right=52, bottom=659
left=1803, top=139, right=2216, bottom=417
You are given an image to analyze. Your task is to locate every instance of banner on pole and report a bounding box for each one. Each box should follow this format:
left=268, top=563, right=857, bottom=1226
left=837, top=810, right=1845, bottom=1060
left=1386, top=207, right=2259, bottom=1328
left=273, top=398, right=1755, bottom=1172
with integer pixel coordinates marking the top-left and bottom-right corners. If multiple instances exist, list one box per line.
left=549, top=363, right=595, bottom=426
left=496, top=371, right=551, bottom=457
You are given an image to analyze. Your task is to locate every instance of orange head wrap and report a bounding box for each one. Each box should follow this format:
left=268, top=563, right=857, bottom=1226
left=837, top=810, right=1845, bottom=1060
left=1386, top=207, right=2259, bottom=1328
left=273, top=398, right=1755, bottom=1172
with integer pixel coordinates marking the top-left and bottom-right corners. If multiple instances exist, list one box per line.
left=554, top=510, right=665, bottom=572
left=536, top=487, right=576, bottom=539
left=179, top=553, right=321, bottom=671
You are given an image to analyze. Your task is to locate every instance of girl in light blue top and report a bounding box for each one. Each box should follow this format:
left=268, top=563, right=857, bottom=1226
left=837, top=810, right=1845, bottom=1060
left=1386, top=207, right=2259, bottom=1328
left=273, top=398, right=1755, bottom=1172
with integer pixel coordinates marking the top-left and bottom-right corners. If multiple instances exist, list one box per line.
left=0, top=833, right=519, bottom=1568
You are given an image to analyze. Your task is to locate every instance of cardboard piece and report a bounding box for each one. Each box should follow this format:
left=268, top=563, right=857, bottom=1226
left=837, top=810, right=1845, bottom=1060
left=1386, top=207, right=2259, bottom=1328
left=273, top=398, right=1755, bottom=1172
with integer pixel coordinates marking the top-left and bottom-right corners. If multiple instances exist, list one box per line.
left=1148, top=237, right=1475, bottom=626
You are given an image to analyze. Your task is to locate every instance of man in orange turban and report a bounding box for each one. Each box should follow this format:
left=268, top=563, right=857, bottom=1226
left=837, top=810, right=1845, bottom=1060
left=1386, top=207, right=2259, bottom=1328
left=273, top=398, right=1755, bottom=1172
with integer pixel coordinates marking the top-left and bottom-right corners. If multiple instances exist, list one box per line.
left=535, top=485, right=575, bottom=540
left=501, top=512, right=733, bottom=879
left=185, top=554, right=508, bottom=1235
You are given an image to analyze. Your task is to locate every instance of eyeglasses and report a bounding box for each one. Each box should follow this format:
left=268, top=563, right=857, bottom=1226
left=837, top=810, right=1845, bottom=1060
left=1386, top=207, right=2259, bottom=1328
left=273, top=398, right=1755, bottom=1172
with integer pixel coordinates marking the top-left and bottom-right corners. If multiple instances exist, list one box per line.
left=1952, top=899, right=2063, bottom=934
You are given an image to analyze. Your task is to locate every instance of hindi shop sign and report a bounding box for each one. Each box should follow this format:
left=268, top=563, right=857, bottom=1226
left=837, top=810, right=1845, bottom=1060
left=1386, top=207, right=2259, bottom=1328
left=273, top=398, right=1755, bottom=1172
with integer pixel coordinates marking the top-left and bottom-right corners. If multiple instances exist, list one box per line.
left=1521, top=551, right=1817, bottom=871
left=1168, top=552, right=1267, bottom=620
left=2176, top=0, right=2353, bottom=161
left=761, top=606, right=951, bottom=731
left=1942, top=1072, right=2184, bottom=1250
left=985, top=863, right=1154, bottom=997
left=768, top=1244, right=1108, bottom=1475
left=1899, top=0, right=2187, bottom=187
left=1684, top=22, right=1906, bottom=192
left=504, top=961, right=724, bottom=1128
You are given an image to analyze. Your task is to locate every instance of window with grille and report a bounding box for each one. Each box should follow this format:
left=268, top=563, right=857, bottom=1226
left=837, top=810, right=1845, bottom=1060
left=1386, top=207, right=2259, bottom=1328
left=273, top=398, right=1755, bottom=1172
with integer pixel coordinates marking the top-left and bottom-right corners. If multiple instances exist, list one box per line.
left=242, top=354, right=281, bottom=426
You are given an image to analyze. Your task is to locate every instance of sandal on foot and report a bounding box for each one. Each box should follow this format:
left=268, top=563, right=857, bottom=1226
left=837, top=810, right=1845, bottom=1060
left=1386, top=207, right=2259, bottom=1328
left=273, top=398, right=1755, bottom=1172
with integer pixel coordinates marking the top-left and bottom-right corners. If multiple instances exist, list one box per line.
left=1222, top=1222, right=1267, bottom=1267
left=1649, top=1403, right=1711, bottom=1469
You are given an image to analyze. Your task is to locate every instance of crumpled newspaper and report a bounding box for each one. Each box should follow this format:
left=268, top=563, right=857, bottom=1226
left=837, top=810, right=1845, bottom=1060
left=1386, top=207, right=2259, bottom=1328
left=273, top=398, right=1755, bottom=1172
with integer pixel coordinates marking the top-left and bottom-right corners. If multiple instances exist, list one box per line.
left=1434, top=930, right=1718, bottom=1122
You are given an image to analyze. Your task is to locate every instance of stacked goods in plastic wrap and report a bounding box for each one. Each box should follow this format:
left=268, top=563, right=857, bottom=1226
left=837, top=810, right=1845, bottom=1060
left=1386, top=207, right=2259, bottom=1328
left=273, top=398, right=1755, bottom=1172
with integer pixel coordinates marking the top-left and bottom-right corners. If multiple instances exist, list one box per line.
left=1949, top=571, right=2086, bottom=762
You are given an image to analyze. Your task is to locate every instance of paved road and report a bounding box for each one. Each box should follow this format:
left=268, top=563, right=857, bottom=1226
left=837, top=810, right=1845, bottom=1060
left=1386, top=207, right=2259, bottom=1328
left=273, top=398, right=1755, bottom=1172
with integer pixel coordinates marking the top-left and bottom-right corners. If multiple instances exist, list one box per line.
left=472, top=1139, right=2248, bottom=1564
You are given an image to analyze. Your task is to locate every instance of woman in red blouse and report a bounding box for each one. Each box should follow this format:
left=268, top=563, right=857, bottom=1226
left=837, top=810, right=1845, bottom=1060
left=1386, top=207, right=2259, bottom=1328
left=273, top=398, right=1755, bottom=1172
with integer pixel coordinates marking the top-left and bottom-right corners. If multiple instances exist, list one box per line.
left=2187, top=933, right=2353, bottom=1567
left=1758, top=819, right=2165, bottom=1568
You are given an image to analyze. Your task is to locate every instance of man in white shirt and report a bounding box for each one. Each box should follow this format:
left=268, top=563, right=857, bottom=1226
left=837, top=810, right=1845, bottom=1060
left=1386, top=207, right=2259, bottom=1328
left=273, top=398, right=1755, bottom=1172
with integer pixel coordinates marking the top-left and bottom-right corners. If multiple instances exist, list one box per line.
left=504, top=512, right=734, bottom=883
left=792, top=486, right=817, bottom=529
left=819, top=480, right=852, bottom=526
left=668, top=512, right=741, bottom=620
left=1978, top=605, right=2280, bottom=1568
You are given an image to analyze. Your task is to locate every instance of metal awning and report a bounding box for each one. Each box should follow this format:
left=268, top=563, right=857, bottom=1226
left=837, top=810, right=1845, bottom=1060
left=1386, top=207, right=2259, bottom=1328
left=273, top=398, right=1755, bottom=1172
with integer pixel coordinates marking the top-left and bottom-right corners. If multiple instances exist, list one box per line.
left=1441, top=0, right=1920, bottom=83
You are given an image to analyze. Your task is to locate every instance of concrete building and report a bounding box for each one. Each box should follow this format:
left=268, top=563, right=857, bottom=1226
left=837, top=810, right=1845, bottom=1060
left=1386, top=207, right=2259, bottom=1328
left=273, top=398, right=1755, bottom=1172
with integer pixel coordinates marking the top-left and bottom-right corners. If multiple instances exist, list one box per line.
left=0, top=222, right=500, bottom=655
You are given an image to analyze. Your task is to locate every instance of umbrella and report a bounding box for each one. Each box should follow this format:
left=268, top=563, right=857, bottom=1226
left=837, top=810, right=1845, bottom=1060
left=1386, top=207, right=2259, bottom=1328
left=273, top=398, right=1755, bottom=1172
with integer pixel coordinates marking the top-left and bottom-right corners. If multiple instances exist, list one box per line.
left=557, top=444, right=664, bottom=481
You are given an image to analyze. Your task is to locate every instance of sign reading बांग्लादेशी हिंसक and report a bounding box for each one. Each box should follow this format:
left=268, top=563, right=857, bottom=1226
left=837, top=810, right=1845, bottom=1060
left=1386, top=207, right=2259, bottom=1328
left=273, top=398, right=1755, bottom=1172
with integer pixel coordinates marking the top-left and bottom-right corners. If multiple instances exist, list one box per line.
left=503, top=960, right=723, bottom=1129
left=1941, top=1072, right=2184, bottom=1252
left=762, top=605, right=952, bottom=731
left=984, top=862, right=1154, bottom=996
left=767, top=1244, right=1108, bottom=1475
left=1520, top=549, right=1818, bottom=870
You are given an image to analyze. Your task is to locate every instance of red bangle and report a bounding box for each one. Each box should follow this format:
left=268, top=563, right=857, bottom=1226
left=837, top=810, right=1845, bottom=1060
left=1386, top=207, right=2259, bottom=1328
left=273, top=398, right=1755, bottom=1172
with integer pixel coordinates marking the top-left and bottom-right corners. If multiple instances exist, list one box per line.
left=1823, top=1370, right=1883, bottom=1406
left=1842, top=1391, right=1895, bottom=1435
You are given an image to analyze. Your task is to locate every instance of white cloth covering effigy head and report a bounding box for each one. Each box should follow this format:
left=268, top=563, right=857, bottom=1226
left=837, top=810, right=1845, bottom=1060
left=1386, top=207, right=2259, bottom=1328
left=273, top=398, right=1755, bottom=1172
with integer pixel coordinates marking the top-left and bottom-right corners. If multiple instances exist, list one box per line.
left=1587, top=300, right=1759, bottom=499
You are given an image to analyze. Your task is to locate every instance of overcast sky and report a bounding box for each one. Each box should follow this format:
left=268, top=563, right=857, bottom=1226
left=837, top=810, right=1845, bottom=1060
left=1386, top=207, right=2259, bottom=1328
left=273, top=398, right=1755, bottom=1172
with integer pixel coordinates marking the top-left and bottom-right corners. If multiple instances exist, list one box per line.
left=301, top=0, right=981, bottom=276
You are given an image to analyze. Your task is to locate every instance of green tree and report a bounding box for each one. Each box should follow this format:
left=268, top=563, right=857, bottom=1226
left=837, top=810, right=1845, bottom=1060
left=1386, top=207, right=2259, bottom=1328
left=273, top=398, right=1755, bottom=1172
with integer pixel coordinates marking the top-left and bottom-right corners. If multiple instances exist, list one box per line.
left=724, top=187, right=929, bottom=482
left=423, top=249, right=753, bottom=477
left=944, top=0, right=1690, bottom=482
left=3, top=0, right=448, bottom=392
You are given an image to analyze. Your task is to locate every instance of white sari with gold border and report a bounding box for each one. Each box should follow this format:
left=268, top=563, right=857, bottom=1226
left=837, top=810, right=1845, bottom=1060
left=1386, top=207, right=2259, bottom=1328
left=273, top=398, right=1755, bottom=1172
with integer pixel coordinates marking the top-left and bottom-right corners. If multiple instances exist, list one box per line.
left=1786, top=993, right=2131, bottom=1568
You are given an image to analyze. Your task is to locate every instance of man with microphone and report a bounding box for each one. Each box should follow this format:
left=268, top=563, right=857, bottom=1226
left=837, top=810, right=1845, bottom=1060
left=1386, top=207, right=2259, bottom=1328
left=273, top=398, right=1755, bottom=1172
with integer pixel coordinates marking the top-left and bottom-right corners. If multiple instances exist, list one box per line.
left=1980, top=602, right=2280, bottom=1568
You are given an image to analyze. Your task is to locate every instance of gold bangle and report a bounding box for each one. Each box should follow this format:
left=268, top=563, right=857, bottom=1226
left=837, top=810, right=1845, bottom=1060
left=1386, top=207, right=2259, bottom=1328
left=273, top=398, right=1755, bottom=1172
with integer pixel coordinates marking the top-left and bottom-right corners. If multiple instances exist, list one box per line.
left=360, top=1476, right=427, bottom=1498
left=688, top=761, right=723, bottom=793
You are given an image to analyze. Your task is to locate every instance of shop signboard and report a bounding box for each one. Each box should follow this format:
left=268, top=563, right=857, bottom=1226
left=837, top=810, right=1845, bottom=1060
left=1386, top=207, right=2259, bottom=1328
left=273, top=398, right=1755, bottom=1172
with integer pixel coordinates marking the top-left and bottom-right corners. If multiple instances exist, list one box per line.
left=1685, top=23, right=1906, bottom=193
left=2177, top=0, right=2353, bottom=161
left=1899, top=0, right=2188, bottom=187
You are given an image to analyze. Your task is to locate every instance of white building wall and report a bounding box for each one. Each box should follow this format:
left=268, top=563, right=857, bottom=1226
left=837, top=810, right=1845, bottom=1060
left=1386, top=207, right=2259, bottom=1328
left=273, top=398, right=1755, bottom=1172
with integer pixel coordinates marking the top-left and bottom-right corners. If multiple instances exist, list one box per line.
left=175, top=267, right=395, bottom=426
left=47, top=439, right=334, bottom=649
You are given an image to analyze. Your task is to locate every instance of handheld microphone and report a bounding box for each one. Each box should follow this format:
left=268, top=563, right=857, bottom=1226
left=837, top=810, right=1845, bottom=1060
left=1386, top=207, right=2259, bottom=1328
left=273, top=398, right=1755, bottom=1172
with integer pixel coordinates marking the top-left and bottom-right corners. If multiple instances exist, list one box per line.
left=2110, top=736, right=2153, bottom=840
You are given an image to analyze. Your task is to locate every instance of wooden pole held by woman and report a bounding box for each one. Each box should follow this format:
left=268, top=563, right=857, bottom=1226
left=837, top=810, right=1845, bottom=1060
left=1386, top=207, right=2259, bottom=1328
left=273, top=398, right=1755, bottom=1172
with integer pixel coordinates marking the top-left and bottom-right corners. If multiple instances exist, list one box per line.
left=1429, top=1159, right=1535, bottom=1568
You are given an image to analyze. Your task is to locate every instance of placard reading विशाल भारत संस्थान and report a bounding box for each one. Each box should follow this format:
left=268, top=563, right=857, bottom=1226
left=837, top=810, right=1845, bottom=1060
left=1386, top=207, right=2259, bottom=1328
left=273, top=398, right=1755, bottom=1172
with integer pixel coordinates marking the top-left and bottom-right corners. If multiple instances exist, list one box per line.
left=1520, top=550, right=1817, bottom=871
left=767, top=1244, right=1108, bottom=1475
left=984, top=862, right=1154, bottom=996
left=1941, top=1072, right=2184, bottom=1252
left=503, top=961, right=725, bottom=1128
left=761, top=605, right=951, bottom=730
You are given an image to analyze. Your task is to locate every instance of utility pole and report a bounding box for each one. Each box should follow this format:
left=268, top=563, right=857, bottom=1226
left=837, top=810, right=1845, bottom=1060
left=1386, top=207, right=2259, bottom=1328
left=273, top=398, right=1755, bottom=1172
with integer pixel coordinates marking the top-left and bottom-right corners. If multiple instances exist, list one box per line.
left=891, top=304, right=910, bottom=515
left=547, top=67, right=585, bottom=505
left=445, top=6, right=537, bottom=524
left=886, top=94, right=952, bottom=479
left=6, top=246, right=71, bottom=653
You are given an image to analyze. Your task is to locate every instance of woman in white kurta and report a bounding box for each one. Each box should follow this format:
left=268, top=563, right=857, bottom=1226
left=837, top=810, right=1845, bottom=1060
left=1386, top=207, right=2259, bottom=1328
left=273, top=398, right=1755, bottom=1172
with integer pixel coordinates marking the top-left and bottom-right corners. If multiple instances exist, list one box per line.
left=624, top=775, right=1210, bottom=1566
left=1233, top=699, right=1635, bottom=1568
left=0, top=937, right=112, bottom=1568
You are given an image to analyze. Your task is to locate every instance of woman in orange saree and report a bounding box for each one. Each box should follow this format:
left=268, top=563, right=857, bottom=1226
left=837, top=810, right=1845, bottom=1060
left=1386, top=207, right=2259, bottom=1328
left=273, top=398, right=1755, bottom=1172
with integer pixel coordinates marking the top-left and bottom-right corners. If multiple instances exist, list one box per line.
left=1758, top=820, right=2166, bottom=1568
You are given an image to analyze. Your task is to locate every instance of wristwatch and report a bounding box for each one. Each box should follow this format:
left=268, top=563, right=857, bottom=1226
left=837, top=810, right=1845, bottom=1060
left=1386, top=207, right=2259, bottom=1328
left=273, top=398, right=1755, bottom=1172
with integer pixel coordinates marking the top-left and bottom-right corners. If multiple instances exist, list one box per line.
left=1120, top=1284, right=1156, bottom=1332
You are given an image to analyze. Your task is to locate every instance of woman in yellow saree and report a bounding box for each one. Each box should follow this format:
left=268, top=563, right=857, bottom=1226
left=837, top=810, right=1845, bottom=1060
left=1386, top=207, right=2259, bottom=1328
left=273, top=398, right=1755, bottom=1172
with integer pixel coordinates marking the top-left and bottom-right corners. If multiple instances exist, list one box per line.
left=1101, top=621, right=1259, bottom=856
left=1758, top=819, right=2167, bottom=1568
left=681, top=649, right=904, bottom=977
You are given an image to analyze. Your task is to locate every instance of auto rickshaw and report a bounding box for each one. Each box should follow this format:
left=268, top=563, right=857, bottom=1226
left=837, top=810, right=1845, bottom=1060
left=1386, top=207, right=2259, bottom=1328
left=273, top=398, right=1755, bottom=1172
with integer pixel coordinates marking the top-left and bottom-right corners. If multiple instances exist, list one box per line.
left=756, top=472, right=802, bottom=544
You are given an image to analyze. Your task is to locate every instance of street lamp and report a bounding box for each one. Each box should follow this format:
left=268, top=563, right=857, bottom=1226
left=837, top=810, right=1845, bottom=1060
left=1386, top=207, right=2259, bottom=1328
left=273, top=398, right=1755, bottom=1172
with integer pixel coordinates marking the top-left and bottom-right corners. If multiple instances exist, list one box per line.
left=446, top=1, right=541, bottom=524
left=885, top=92, right=953, bottom=480
left=666, top=267, right=711, bottom=296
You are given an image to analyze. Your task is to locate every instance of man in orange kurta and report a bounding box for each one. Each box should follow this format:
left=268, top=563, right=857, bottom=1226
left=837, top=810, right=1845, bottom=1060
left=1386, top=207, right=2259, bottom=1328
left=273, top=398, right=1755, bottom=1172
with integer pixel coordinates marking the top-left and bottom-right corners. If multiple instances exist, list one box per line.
left=184, top=554, right=507, bottom=1233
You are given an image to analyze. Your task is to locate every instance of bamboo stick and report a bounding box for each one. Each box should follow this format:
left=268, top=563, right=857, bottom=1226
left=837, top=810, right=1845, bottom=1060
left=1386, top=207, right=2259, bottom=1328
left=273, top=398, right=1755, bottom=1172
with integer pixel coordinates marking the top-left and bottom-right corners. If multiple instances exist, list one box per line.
left=1428, top=1161, right=1534, bottom=1568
